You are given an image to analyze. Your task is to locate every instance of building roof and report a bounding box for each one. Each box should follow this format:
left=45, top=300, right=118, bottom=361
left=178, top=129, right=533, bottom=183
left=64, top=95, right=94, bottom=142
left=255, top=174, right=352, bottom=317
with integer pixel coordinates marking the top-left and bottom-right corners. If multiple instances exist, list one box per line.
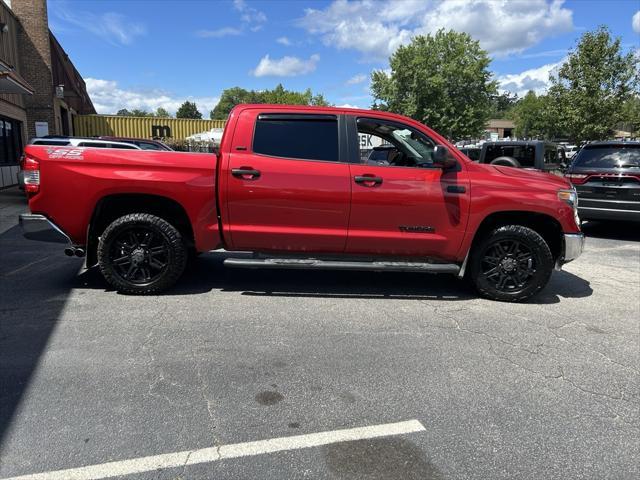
left=0, top=58, right=33, bottom=95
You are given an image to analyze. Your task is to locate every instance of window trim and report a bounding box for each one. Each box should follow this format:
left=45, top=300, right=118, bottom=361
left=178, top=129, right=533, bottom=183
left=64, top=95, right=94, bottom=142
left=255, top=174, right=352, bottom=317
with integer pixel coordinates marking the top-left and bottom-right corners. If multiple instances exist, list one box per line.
left=250, top=113, right=348, bottom=164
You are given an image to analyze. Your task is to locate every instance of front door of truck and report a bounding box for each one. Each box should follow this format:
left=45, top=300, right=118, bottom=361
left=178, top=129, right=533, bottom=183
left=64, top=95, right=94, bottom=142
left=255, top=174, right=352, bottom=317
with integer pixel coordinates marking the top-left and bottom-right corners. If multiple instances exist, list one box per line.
left=345, top=116, right=470, bottom=259
left=222, top=110, right=351, bottom=253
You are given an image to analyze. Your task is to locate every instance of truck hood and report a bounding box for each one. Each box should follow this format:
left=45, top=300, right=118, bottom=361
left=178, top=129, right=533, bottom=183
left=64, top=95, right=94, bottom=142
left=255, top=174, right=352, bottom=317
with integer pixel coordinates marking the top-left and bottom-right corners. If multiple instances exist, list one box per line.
left=492, top=166, right=572, bottom=189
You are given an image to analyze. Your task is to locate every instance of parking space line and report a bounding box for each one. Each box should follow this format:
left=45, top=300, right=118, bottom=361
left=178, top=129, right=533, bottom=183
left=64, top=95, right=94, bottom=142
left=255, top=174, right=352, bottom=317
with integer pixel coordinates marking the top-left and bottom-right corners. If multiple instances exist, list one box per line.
left=2, top=419, right=426, bottom=480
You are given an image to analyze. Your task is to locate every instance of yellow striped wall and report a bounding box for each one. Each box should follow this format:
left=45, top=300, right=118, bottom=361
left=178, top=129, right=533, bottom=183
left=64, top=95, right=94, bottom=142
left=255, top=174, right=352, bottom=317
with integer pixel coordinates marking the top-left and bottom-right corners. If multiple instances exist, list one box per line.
left=73, top=115, right=227, bottom=140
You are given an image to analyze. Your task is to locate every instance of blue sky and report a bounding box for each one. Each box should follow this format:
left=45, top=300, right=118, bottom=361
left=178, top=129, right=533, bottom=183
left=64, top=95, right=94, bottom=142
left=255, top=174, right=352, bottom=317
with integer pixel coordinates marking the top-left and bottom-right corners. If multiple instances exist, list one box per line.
left=47, top=0, right=640, bottom=116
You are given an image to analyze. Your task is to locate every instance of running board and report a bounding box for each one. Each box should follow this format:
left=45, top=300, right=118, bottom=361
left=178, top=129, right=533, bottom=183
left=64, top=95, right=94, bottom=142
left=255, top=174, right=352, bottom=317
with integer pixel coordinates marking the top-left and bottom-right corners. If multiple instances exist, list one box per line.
left=223, top=257, right=460, bottom=274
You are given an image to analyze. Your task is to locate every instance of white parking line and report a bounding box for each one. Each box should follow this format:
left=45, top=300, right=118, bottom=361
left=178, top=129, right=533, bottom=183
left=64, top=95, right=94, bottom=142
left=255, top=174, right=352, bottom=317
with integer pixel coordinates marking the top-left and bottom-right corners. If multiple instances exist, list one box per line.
left=2, top=420, right=426, bottom=480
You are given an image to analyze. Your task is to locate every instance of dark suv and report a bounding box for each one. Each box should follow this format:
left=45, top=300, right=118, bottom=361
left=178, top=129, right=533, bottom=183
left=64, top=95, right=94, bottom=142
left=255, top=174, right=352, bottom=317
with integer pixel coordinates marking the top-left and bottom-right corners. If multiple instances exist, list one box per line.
left=478, top=141, right=567, bottom=175
left=565, top=141, right=640, bottom=222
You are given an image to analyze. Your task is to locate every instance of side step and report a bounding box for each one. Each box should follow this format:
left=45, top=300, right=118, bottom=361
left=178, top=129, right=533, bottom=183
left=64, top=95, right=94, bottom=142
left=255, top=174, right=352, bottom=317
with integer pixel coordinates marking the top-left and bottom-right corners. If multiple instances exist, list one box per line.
left=223, top=257, right=460, bottom=274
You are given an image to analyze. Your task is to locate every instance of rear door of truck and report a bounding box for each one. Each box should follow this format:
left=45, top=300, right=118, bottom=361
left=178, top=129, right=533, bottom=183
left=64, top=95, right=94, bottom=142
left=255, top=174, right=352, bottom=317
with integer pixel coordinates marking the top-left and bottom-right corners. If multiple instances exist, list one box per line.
left=220, top=109, right=351, bottom=253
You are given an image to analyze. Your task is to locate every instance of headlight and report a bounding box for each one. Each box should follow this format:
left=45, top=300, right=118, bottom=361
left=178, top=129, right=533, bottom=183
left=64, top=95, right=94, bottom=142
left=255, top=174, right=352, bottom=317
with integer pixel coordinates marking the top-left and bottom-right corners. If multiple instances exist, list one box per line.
left=558, top=188, right=578, bottom=208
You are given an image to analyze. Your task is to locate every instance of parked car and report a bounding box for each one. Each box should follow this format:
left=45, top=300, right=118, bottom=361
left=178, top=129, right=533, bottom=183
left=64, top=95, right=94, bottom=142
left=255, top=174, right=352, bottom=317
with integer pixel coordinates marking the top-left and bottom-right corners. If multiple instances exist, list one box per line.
left=98, top=136, right=173, bottom=151
left=565, top=141, right=640, bottom=222
left=18, top=138, right=141, bottom=189
left=18, top=104, right=583, bottom=302
left=478, top=140, right=568, bottom=174
left=564, top=145, right=579, bottom=159
left=459, top=146, right=481, bottom=162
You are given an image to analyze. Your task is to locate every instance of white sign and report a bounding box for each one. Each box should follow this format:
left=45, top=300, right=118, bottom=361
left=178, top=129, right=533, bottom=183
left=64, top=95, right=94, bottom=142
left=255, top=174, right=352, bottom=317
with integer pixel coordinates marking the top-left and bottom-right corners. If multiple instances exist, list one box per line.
left=35, top=121, right=49, bottom=137
left=358, top=133, right=386, bottom=149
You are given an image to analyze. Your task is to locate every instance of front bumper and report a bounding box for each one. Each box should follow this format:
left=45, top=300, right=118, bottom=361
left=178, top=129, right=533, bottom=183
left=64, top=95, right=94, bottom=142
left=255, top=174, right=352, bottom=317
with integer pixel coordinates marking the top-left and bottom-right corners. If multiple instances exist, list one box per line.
left=557, top=233, right=584, bottom=268
left=19, top=214, right=71, bottom=244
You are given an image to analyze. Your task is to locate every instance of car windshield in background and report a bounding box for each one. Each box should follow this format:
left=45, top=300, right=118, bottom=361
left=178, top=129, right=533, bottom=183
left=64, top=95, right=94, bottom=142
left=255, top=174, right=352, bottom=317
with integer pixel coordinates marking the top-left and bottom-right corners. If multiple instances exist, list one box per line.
left=573, top=145, right=640, bottom=169
left=485, top=145, right=535, bottom=167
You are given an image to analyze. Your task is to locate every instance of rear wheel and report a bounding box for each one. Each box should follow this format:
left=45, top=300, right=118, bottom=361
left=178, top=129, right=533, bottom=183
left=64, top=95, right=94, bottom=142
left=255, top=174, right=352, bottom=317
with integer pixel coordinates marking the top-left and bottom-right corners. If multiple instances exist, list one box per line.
left=469, top=225, right=553, bottom=302
left=97, top=213, right=187, bottom=294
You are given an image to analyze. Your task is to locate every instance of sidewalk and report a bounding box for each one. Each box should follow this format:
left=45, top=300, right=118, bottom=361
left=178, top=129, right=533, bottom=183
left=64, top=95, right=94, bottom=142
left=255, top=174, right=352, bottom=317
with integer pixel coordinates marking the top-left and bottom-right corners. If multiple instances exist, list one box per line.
left=0, top=187, right=27, bottom=235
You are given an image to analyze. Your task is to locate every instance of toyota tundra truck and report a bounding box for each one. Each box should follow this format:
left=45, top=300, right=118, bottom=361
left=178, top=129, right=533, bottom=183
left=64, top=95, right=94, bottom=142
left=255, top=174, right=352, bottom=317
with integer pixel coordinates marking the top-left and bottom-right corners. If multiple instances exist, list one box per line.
left=18, top=105, right=584, bottom=302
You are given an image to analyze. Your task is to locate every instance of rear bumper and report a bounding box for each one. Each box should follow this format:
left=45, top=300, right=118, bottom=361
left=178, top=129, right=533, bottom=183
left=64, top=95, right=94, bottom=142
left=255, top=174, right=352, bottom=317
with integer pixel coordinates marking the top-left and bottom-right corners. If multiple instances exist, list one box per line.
left=557, top=233, right=584, bottom=269
left=578, top=206, right=640, bottom=222
left=19, top=214, right=71, bottom=244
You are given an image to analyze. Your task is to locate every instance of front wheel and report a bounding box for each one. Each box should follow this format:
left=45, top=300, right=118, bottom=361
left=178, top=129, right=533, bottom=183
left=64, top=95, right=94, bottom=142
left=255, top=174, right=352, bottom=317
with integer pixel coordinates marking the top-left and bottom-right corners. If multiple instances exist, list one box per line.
left=468, top=225, right=553, bottom=302
left=97, top=213, right=187, bottom=294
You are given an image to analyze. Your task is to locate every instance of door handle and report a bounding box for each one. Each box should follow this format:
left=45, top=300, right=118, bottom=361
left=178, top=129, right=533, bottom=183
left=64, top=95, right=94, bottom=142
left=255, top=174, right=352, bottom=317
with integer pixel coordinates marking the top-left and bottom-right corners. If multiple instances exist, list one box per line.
left=354, top=175, right=383, bottom=186
left=447, top=185, right=466, bottom=194
left=232, top=168, right=261, bottom=179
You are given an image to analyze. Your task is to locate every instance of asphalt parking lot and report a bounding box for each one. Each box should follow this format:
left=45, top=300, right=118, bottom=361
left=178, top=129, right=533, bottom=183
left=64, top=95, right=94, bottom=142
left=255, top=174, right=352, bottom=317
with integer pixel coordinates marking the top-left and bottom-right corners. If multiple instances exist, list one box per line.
left=0, top=187, right=638, bottom=480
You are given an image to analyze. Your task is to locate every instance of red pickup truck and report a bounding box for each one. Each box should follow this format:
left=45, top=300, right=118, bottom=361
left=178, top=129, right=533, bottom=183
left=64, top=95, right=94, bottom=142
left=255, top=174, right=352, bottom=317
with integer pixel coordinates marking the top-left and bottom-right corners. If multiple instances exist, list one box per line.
left=19, top=105, right=584, bottom=302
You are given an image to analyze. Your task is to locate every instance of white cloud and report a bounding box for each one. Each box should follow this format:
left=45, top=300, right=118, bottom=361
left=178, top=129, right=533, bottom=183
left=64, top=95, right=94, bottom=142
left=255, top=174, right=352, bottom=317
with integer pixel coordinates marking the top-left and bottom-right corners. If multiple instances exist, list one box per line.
left=196, top=27, right=242, bottom=38
left=234, top=0, right=267, bottom=31
left=251, top=54, right=320, bottom=77
left=277, top=36, right=292, bottom=46
left=496, top=61, right=563, bottom=96
left=85, top=78, right=219, bottom=116
left=346, top=74, right=368, bottom=85
left=337, top=103, right=361, bottom=108
left=299, top=0, right=573, bottom=61
left=53, top=8, right=145, bottom=45
left=633, top=11, right=640, bottom=34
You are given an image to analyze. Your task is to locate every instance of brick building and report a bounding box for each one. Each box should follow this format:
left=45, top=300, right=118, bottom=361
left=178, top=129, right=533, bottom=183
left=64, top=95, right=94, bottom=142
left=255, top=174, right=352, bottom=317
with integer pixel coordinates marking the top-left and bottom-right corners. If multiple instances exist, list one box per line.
left=0, top=0, right=95, bottom=188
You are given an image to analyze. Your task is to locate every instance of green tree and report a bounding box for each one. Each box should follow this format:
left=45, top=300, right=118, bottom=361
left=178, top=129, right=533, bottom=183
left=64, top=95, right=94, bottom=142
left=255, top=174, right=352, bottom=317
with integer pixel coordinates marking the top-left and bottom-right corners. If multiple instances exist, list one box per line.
left=176, top=101, right=202, bottom=119
left=130, top=109, right=152, bottom=117
left=489, top=91, right=519, bottom=119
left=116, top=109, right=132, bottom=116
left=155, top=107, right=171, bottom=118
left=509, top=91, right=565, bottom=139
left=620, top=95, right=640, bottom=137
left=548, top=26, right=639, bottom=142
left=370, top=30, right=497, bottom=139
left=210, top=84, right=330, bottom=120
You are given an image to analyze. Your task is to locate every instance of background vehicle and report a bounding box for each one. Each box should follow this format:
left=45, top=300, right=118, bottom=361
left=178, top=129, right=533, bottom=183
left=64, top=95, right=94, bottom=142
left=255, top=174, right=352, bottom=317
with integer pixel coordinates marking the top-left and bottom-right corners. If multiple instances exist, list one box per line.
left=565, top=141, right=640, bottom=222
left=459, top=146, right=481, bottom=161
left=478, top=140, right=568, bottom=174
left=18, top=138, right=140, bottom=189
left=98, top=136, right=173, bottom=151
left=19, top=105, right=583, bottom=302
left=564, top=145, right=579, bottom=159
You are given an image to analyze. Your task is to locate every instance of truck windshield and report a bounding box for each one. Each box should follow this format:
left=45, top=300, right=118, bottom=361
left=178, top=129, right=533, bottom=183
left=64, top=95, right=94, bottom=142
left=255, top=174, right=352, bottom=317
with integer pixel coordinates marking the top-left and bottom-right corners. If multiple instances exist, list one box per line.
left=573, top=145, right=640, bottom=169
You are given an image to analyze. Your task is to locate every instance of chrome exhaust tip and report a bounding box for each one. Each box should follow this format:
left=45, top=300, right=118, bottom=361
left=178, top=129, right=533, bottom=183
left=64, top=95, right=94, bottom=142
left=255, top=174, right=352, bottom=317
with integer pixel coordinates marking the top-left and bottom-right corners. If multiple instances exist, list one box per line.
left=74, top=248, right=85, bottom=258
left=64, top=247, right=75, bottom=257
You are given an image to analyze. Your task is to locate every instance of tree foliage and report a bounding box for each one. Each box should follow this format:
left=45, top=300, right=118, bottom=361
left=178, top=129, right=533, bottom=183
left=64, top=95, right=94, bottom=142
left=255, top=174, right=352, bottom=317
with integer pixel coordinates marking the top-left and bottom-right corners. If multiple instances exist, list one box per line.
left=210, top=84, right=330, bottom=120
left=548, top=26, right=639, bottom=142
left=489, top=91, right=519, bottom=119
left=370, top=30, right=497, bottom=139
left=176, top=101, right=202, bottom=119
left=155, top=107, right=171, bottom=118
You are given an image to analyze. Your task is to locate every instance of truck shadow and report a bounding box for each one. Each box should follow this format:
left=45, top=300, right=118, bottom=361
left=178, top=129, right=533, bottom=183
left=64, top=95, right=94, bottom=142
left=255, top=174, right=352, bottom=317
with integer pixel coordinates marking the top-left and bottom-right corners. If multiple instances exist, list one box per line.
left=76, top=251, right=592, bottom=304
left=0, top=225, right=83, bottom=446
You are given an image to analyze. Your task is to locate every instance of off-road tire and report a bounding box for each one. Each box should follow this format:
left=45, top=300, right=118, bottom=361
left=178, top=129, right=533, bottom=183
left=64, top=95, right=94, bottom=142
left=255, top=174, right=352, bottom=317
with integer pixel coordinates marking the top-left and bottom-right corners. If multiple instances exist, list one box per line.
left=468, top=225, right=553, bottom=302
left=98, top=213, right=187, bottom=294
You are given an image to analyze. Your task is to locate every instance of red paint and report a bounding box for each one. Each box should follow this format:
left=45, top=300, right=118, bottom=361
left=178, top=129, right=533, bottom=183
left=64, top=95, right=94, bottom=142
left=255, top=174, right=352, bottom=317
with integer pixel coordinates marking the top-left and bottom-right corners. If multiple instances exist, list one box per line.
left=24, top=104, right=580, bottom=262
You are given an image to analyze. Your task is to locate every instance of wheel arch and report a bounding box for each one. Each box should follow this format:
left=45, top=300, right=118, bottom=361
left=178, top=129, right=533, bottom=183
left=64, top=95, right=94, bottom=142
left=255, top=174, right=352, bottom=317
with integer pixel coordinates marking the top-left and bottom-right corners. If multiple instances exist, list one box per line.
left=86, top=194, right=194, bottom=267
left=466, top=210, right=563, bottom=264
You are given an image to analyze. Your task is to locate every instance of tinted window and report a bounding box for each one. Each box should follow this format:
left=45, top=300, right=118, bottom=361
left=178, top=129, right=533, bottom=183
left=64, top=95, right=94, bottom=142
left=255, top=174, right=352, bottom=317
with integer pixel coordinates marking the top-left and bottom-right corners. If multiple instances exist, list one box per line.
left=32, top=140, right=71, bottom=146
left=253, top=115, right=339, bottom=161
left=484, top=145, right=535, bottom=167
left=544, top=145, right=559, bottom=164
left=573, top=145, right=640, bottom=169
left=137, top=142, right=164, bottom=151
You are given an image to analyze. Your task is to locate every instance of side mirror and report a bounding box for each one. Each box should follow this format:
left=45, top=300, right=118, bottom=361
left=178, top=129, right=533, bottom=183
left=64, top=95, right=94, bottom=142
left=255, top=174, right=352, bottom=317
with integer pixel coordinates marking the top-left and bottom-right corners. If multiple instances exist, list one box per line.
left=433, top=145, right=457, bottom=169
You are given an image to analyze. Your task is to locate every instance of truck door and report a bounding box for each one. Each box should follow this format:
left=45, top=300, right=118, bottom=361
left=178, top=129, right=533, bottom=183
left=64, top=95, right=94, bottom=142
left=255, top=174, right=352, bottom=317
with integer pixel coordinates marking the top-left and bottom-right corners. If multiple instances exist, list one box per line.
left=221, top=110, right=351, bottom=253
left=345, top=116, right=470, bottom=259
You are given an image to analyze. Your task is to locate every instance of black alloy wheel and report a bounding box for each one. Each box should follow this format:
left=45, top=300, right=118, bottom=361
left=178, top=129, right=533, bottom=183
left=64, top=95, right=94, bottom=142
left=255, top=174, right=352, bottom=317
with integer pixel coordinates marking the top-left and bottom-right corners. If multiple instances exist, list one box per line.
left=108, top=227, right=170, bottom=285
left=480, top=239, right=535, bottom=292
left=98, top=213, right=187, bottom=294
left=469, top=225, right=554, bottom=302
